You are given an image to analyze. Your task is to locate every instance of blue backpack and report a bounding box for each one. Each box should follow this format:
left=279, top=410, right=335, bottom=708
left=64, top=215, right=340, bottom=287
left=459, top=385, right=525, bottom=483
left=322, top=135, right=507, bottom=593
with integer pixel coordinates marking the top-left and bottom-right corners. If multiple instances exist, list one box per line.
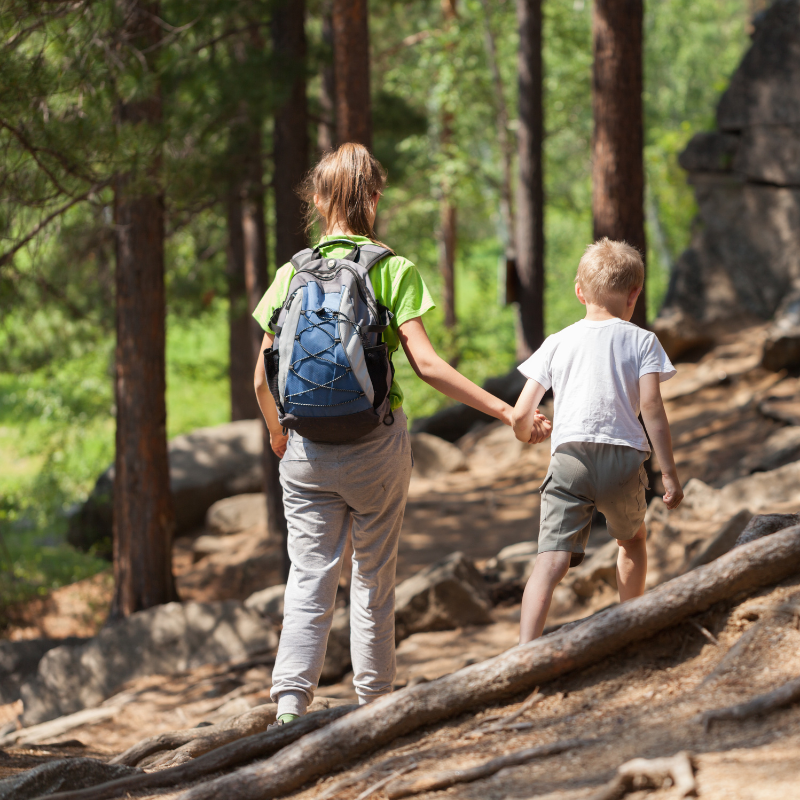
left=264, top=238, right=395, bottom=443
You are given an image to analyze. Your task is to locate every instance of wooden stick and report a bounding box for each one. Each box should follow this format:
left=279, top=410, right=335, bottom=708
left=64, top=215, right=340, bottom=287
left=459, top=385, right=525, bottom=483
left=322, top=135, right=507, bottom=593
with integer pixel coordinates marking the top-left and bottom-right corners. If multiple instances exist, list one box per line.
left=39, top=705, right=356, bottom=800
left=699, top=675, right=800, bottom=732
left=173, top=526, right=800, bottom=800
left=587, top=751, right=696, bottom=800
left=689, top=619, right=719, bottom=646
left=385, top=739, right=589, bottom=799
left=356, top=763, right=417, bottom=800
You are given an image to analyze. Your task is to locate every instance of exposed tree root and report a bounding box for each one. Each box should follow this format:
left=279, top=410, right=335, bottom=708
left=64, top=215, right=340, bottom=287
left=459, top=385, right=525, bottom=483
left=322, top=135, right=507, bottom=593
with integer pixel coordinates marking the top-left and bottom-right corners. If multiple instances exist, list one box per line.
left=39, top=705, right=356, bottom=800
left=586, top=752, right=696, bottom=800
left=699, top=675, right=800, bottom=732
left=170, top=526, right=800, bottom=800
left=384, top=738, right=590, bottom=799
left=111, top=704, right=279, bottom=767
left=462, top=687, right=543, bottom=738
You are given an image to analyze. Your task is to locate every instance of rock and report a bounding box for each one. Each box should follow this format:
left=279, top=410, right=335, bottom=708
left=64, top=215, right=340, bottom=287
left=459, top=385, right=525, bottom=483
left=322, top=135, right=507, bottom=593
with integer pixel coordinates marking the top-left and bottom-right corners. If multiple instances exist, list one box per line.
left=412, top=369, right=527, bottom=442
left=688, top=510, right=754, bottom=570
left=207, top=493, right=267, bottom=537
left=678, top=131, right=740, bottom=173
left=245, top=584, right=286, bottom=622
left=719, top=461, right=800, bottom=515
left=68, top=420, right=264, bottom=555
left=737, top=426, right=800, bottom=474
left=394, top=552, right=493, bottom=642
left=0, top=637, right=88, bottom=704
left=19, top=600, right=277, bottom=726
left=410, top=433, right=467, bottom=478
left=761, top=291, right=800, bottom=371
left=658, top=1, right=800, bottom=329
left=759, top=397, right=800, bottom=426
left=734, top=513, right=800, bottom=548
left=0, top=758, right=141, bottom=800
left=320, top=607, right=352, bottom=684
left=569, top=540, right=619, bottom=598
left=651, top=310, right=714, bottom=362
left=485, top=541, right=537, bottom=582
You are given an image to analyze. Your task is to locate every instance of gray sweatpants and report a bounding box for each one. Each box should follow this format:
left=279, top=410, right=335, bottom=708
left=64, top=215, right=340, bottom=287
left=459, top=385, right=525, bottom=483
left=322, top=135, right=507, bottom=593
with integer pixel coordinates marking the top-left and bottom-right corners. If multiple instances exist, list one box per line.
left=270, top=409, right=413, bottom=716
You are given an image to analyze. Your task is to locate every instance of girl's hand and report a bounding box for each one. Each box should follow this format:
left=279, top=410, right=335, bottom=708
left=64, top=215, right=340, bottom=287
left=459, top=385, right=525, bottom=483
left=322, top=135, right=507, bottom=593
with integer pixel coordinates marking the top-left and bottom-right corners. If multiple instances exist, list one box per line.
left=270, top=428, right=289, bottom=458
left=527, top=412, right=552, bottom=444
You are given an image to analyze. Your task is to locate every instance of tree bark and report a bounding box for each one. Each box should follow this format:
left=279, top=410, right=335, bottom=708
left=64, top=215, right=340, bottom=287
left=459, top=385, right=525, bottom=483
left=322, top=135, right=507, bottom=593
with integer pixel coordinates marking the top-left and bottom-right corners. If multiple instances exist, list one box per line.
left=515, top=0, right=545, bottom=361
left=175, top=525, right=800, bottom=800
left=592, top=0, right=646, bottom=328
left=438, top=195, right=457, bottom=331
left=332, top=0, right=372, bottom=148
left=318, top=6, right=336, bottom=152
left=110, top=0, right=177, bottom=619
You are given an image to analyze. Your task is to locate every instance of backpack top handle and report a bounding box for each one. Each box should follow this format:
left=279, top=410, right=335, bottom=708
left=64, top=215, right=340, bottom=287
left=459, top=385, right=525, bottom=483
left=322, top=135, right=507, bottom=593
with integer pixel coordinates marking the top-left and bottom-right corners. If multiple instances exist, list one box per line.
left=310, top=238, right=360, bottom=263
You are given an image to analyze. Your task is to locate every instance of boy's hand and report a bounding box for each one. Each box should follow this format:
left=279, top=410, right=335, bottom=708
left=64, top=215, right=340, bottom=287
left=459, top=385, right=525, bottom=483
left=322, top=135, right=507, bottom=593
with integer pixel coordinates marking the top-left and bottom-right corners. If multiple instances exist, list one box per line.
left=526, top=411, right=552, bottom=445
left=662, top=471, right=683, bottom=510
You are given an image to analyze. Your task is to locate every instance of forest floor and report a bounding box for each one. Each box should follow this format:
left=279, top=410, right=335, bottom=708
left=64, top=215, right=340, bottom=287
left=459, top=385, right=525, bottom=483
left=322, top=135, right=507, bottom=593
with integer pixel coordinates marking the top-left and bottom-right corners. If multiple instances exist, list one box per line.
left=2, top=321, right=800, bottom=798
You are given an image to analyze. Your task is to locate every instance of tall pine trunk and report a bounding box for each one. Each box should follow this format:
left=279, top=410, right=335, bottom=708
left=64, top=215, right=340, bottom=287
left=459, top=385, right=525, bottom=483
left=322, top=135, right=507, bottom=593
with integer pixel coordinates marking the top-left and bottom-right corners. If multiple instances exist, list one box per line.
left=111, top=0, right=177, bottom=619
left=272, top=0, right=309, bottom=579
left=592, top=0, right=646, bottom=328
left=332, top=0, right=371, bottom=148
left=515, top=0, right=545, bottom=360
left=318, top=7, right=336, bottom=153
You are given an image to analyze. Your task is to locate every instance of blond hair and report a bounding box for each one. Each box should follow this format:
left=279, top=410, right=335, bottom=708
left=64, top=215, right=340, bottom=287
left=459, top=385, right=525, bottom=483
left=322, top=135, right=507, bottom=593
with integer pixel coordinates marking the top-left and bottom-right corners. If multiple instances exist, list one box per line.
left=302, top=143, right=387, bottom=244
left=576, top=238, right=644, bottom=305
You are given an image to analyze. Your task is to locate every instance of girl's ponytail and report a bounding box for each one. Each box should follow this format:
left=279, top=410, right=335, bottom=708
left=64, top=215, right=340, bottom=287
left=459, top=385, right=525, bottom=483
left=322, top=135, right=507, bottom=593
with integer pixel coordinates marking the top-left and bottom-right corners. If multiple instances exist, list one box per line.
left=302, top=143, right=388, bottom=245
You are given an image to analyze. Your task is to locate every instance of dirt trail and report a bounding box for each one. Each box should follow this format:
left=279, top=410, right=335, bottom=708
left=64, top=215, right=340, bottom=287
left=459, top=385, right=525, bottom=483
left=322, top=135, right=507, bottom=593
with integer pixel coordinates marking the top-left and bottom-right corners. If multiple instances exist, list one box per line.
left=3, top=322, right=800, bottom=798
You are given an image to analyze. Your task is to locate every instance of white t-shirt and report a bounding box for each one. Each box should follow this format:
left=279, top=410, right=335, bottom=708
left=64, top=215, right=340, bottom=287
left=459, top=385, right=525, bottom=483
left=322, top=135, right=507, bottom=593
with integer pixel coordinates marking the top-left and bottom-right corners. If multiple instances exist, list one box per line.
left=518, top=318, right=676, bottom=455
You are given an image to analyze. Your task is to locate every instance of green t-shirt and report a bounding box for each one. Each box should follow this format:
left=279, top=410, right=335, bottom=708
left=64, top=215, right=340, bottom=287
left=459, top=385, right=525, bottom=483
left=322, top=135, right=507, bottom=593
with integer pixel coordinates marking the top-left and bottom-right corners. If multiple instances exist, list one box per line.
left=252, top=234, right=435, bottom=411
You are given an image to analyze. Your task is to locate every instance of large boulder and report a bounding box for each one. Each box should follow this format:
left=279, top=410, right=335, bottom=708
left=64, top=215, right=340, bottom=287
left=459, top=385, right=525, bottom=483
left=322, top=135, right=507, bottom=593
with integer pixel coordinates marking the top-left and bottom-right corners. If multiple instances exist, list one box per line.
left=19, top=600, right=277, bottom=726
left=657, top=0, right=800, bottom=330
left=245, top=583, right=286, bottom=623
left=68, top=420, right=264, bottom=555
left=409, top=433, right=467, bottom=478
left=0, top=637, right=87, bottom=704
left=394, top=552, right=493, bottom=641
left=207, top=493, right=267, bottom=536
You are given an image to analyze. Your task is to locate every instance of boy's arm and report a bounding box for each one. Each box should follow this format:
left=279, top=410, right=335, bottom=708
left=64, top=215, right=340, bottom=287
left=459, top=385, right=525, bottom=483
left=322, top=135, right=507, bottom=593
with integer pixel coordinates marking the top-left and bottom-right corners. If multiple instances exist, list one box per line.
left=512, top=379, right=549, bottom=444
left=639, top=372, right=683, bottom=509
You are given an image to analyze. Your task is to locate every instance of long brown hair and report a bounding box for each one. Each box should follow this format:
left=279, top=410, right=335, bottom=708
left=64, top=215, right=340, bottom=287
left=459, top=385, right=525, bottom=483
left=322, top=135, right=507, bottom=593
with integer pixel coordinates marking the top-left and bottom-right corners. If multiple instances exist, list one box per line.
left=302, top=143, right=388, bottom=245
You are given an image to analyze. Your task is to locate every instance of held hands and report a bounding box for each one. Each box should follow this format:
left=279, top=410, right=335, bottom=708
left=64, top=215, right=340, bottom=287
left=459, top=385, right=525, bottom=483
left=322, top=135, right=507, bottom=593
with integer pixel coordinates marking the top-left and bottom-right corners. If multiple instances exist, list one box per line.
left=528, top=411, right=552, bottom=444
left=269, top=428, right=289, bottom=458
left=662, top=470, right=684, bottom=510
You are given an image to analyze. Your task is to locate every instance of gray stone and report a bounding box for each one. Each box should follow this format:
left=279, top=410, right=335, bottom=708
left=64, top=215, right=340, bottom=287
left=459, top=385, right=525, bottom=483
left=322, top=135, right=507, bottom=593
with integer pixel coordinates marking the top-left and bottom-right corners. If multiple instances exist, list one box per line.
left=0, top=638, right=87, bottom=705
left=688, top=509, right=754, bottom=570
left=736, top=125, right=800, bottom=186
left=485, top=541, right=537, bottom=582
left=738, top=426, right=800, bottom=474
left=569, top=540, right=619, bottom=598
left=244, top=584, right=286, bottom=622
left=717, top=0, right=800, bottom=130
left=678, top=131, right=740, bottom=173
left=0, top=758, right=141, bottom=800
left=410, top=433, right=467, bottom=479
left=207, top=493, right=267, bottom=537
left=394, top=552, right=493, bottom=641
left=68, top=420, right=264, bottom=554
left=19, top=601, right=277, bottom=726
left=734, top=513, right=800, bottom=548
left=320, top=607, right=351, bottom=684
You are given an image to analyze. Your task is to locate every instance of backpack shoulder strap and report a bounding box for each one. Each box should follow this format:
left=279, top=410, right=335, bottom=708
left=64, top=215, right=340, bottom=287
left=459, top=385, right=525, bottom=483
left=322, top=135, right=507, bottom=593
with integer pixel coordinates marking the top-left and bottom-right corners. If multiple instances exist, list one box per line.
left=289, top=248, right=316, bottom=271
left=356, top=243, right=393, bottom=271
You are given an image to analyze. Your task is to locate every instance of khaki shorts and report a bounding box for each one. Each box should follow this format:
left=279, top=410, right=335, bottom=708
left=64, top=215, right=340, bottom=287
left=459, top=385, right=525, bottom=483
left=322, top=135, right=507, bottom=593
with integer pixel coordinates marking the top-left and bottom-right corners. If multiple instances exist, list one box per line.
left=538, top=441, right=649, bottom=565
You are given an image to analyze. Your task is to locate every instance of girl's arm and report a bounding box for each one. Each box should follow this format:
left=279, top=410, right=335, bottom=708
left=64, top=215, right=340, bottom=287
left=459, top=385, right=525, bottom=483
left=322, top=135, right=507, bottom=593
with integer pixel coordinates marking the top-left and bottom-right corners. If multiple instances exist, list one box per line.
left=253, top=332, right=289, bottom=457
left=398, top=317, right=513, bottom=425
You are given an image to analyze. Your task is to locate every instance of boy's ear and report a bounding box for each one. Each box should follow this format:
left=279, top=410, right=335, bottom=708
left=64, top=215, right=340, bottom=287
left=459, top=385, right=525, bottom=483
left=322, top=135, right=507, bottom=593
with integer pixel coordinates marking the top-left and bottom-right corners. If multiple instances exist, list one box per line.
left=628, top=285, right=643, bottom=307
left=575, top=282, right=587, bottom=306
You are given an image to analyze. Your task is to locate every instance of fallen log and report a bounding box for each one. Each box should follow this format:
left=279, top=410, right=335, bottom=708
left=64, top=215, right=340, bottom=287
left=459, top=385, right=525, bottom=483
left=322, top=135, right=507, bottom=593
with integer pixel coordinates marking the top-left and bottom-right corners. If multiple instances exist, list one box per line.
left=586, top=752, right=696, bottom=800
left=385, top=738, right=590, bottom=799
left=0, top=758, right=140, bottom=800
left=173, top=526, right=800, bottom=800
left=38, top=705, right=356, bottom=800
left=698, top=675, right=800, bottom=732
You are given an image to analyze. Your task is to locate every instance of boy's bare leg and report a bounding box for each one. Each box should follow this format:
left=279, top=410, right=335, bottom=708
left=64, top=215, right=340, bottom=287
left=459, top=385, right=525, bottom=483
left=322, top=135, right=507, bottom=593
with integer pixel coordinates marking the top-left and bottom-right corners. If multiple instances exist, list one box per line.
left=519, top=550, right=572, bottom=644
left=616, top=522, right=647, bottom=602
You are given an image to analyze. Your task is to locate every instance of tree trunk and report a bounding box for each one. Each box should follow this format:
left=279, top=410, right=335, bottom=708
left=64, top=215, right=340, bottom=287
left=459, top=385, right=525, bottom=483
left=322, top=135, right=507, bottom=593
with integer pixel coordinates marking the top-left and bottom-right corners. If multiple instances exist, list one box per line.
left=515, top=0, right=545, bottom=361
left=592, top=0, right=646, bottom=328
left=227, top=183, right=261, bottom=422
left=111, top=0, right=177, bottom=619
left=332, top=0, right=372, bottom=148
left=318, top=7, right=336, bottom=153
left=272, top=0, right=309, bottom=579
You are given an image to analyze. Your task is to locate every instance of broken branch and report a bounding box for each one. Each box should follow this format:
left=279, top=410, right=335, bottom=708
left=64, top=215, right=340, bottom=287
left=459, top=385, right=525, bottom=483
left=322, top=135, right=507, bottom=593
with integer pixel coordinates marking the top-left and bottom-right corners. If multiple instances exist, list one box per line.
left=699, top=675, right=800, bottom=732
left=587, top=751, right=696, bottom=800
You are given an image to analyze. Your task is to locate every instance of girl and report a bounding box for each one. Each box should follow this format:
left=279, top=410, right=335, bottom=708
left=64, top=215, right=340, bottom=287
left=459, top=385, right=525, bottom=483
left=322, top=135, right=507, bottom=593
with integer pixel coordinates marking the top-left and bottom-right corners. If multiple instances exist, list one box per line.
left=253, top=143, right=515, bottom=724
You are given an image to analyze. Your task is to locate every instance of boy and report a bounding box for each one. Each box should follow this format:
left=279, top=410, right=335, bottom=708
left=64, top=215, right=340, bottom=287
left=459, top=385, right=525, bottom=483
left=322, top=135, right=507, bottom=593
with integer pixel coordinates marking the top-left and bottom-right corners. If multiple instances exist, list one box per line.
left=512, top=238, right=683, bottom=643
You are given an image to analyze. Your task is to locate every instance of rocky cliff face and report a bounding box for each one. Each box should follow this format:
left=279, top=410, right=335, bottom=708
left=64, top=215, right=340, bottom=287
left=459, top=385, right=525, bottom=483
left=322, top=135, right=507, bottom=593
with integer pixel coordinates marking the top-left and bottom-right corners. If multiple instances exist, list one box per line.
left=659, top=0, right=800, bottom=341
